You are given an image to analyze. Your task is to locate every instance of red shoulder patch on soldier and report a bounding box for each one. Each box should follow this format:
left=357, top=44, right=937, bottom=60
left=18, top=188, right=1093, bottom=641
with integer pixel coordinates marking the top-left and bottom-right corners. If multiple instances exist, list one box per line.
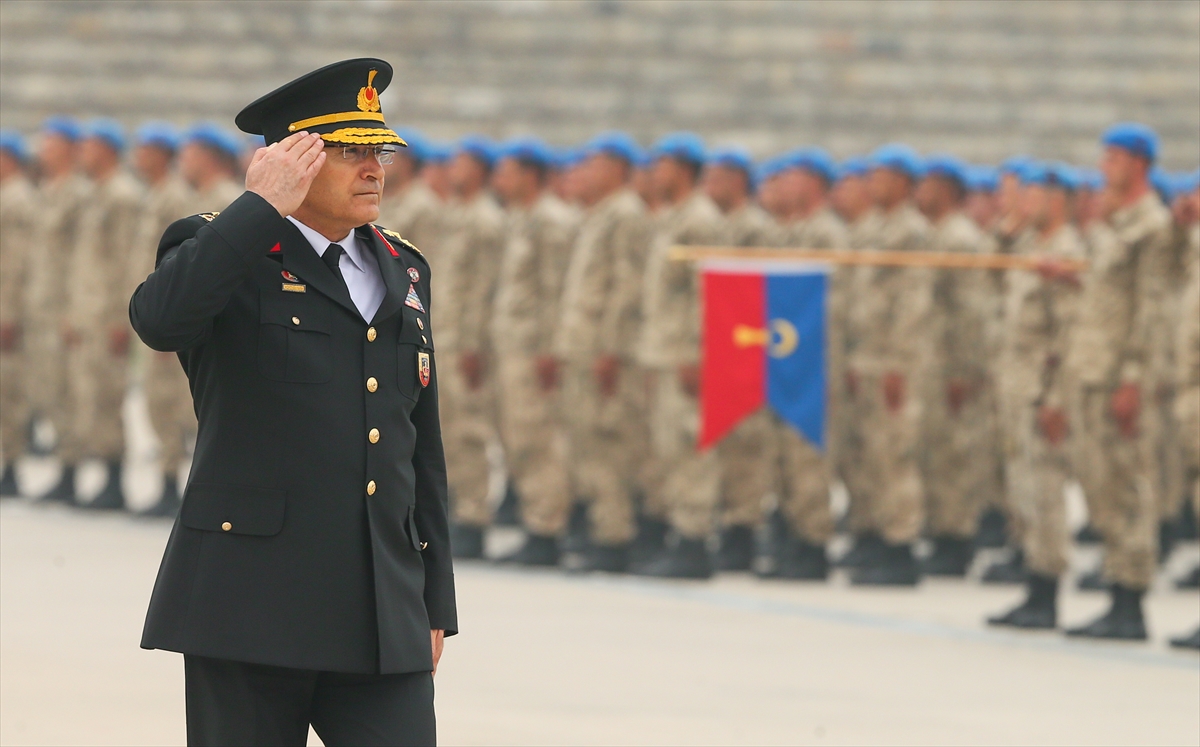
left=371, top=225, right=400, bottom=257
left=269, top=242, right=282, bottom=254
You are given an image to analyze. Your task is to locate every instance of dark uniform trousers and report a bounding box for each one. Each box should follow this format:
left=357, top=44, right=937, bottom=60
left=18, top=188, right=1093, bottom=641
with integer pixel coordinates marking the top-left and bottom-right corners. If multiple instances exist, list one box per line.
left=185, top=655, right=435, bottom=747
left=130, top=193, right=457, bottom=747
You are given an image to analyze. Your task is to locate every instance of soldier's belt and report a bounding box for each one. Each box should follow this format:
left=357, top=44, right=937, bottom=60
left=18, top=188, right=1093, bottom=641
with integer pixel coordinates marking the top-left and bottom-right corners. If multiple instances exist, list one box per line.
left=669, top=246, right=1087, bottom=272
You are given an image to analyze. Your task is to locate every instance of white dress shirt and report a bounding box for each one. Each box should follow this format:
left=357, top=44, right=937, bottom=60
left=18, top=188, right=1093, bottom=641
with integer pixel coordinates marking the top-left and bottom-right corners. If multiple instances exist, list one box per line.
left=286, top=216, right=386, bottom=322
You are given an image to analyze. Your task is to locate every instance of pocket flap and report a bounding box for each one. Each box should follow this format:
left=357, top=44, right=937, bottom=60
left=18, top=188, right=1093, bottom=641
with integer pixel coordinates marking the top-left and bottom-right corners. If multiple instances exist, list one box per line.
left=260, top=294, right=331, bottom=333
left=181, top=483, right=286, bottom=536
left=399, top=311, right=434, bottom=350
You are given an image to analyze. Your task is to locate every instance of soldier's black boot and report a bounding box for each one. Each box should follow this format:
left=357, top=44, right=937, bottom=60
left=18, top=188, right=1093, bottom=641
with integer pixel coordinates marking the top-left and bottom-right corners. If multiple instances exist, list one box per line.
left=83, top=461, right=125, bottom=510
left=0, top=463, right=18, bottom=497
left=497, top=534, right=560, bottom=567
left=758, top=533, right=828, bottom=581
left=1168, top=626, right=1200, bottom=650
left=635, top=538, right=714, bottom=579
left=987, top=573, right=1057, bottom=629
left=1158, top=518, right=1181, bottom=563
left=1076, top=564, right=1107, bottom=591
left=450, top=523, right=485, bottom=559
left=761, top=508, right=789, bottom=559
left=851, top=541, right=920, bottom=586
left=576, top=542, right=629, bottom=573
left=715, top=525, right=756, bottom=571
left=973, top=507, right=1008, bottom=549
left=561, top=502, right=591, bottom=555
left=981, top=548, right=1026, bottom=584
left=922, top=535, right=975, bottom=577
left=1065, top=584, right=1148, bottom=641
left=835, top=532, right=885, bottom=569
left=1074, top=523, right=1103, bottom=544
left=629, top=515, right=668, bottom=569
left=39, top=464, right=76, bottom=504
left=493, top=481, right=521, bottom=527
left=142, top=474, right=183, bottom=518
left=1174, top=564, right=1200, bottom=590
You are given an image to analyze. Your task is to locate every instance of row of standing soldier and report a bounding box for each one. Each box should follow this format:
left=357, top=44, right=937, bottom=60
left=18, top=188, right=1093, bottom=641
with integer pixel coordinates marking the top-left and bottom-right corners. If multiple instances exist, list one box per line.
left=0, top=118, right=1196, bottom=648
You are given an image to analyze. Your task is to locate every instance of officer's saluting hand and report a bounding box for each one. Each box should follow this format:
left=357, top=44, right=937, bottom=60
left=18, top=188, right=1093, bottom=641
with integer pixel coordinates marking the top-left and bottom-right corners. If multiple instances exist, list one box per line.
left=131, top=59, right=454, bottom=747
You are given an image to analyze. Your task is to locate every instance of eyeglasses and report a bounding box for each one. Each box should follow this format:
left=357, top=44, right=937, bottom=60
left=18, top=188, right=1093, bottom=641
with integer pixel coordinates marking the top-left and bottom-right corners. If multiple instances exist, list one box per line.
left=327, top=145, right=397, bottom=165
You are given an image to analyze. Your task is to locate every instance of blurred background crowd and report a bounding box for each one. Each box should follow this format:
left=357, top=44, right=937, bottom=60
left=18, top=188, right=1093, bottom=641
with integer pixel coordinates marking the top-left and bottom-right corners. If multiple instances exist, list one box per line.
left=0, top=0, right=1198, bottom=658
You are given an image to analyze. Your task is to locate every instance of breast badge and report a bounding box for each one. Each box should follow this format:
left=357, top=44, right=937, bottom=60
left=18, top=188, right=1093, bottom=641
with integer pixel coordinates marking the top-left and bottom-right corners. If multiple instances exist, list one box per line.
left=417, top=352, right=431, bottom=388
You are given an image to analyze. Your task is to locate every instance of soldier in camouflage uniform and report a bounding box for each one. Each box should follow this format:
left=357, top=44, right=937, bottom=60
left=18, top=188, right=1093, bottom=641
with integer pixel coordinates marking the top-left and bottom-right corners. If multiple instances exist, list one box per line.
left=554, top=132, right=652, bottom=572
left=129, top=123, right=194, bottom=515
left=25, top=118, right=91, bottom=502
left=0, top=132, right=37, bottom=497
left=702, top=147, right=779, bottom=571
left=1065, top=124, right=1172, bottom=641
left=379, top=128, right=445, bottom=265
left=440, top=137, right=506, bottom=559
left=489, top=138, right=580, bottom=565
left=633, top=133, right=725, bottom=579
left=914, top=155, right=1003, bottom=576
left=62, top=120, right=145, bottom=509
left=840, top=144, right=932, bottom=586
left=987, top=163, right=1085, bottom=629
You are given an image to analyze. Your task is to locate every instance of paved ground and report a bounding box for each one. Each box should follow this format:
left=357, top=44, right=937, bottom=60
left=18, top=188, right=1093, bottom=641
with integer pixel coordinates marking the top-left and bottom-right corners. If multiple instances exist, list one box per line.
left=1, top=501, right=1197, bottom=747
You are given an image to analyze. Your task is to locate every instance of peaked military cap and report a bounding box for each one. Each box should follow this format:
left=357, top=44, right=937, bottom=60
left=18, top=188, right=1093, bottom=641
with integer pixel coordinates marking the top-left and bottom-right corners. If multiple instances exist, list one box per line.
left=235, top=58, right=405, bottom=147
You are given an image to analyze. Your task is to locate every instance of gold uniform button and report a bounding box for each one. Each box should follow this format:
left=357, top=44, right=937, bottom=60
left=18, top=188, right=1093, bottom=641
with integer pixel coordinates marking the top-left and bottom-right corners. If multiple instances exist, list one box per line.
left=366, top=480, right=376, bottom=495
left=420, top=541, right=428, bottom=550
left=421, top=335, right=428, bottom=344
left=291, top=316, right=300, bottom=326
left=366, top=327, right=377, bottom=342
left=416, top=318, right=425, bottom=330
left=366, top=377, right=378, bottom=393
left=368, top=428, right=380, bottom=444
left=221, top=521, right=232, bottom=532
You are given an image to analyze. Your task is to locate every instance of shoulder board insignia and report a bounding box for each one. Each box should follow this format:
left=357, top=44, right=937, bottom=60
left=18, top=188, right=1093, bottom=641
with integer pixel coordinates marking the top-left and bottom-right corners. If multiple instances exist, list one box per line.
left=381, top=226, right=423, bottom=257
left=199, top=212, right=220, bottom=222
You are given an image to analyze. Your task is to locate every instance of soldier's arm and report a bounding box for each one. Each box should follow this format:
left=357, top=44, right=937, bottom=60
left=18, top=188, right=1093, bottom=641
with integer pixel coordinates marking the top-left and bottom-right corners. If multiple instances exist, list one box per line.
left=129, top=192, right=285, bottom=352
left=535, top=215, right=576, bottom=354
left=598, top=211, right=649, bottom=358
left=457, top=220, right=504, bottom=353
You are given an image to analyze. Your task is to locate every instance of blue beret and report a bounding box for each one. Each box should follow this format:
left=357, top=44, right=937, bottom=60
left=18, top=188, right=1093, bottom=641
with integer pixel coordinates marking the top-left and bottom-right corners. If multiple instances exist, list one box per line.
left=245, top=134, right=266, bottom=151
left=1101, top=122, right=1159, bottom=163
left=135, top=121, right=180, bottom=152
left=999, top=155, right=1033, bottom=176
left=755, top=154, right=789, bottom=183
left=394, top=128, right=427, bottom=161
left=921, top=154, right=968, bottom=189
left=782, top=147, right=837, bottom=183
left=965, top=165, right=999, bottom=193
left=42, top=116, right=82, bottom=142
left=837, top=156, right=871, bottom=179
left=423, top=141, right=454, bottom=165
left=457, top=135, right=497, bottom=168
left=708, top=146, right=754, bottom=174
left=1178, top=169, right=1200, bottom=195
left=585, top=131, right=642, bottom=165
left=185, top=122, right=244, bottom=160
left=0, top=130, right=30, bottom=162
left=650, top=132, right=707, bottom=166
left=870, top=143, right=923, bottom=179
left=84, top=118, right=126, bottom=153
left=1020, top=161, right=1080, bottom=192
left=498, top=136, right=554, bottom=168
left=1149, top=167, right=1174, bottom=204
left=553, top=146, right=587, bottom=170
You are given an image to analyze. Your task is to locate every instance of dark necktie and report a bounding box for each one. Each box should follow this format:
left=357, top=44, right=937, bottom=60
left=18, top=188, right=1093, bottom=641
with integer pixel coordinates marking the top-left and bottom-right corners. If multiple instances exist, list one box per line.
left=322, top=243, right=349, bottom=296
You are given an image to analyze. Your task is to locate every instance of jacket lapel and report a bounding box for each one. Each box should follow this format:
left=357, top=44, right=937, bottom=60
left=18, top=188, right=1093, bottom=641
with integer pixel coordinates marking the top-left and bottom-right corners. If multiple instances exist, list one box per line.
left=360, top=224, right=408, bottom=324
left=279, top=220, right=359, bottom=318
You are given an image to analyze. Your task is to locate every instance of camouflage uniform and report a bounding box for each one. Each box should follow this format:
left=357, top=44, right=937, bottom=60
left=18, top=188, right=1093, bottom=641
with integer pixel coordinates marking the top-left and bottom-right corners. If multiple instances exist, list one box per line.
left=998, top=226, right=1084, bottom=578
left=1067, top=193, right=1172, bottom=590
left=637, top=192, right=725, bottom=540
left=841, top=204, right=933, bottom=544
left=437, top=192, right=505, bottom=528
left=920, top=212, right=1004, bottom=540
left=1175, top=222, right=1200, bottom=524
left=135, top=176, right=196, bottom=477
left=379, top=180, right=444, bottom=267
left=715, top=203, right=780, bottom=530
left=63, top=171, right=144, bottom=463
left=555, top=188, right=650, bottom=544
left=0, top=172, right=37, bottom=463
left=24, top=175, right=91, bottom=448
left=491, top=193, right=579, bottom=536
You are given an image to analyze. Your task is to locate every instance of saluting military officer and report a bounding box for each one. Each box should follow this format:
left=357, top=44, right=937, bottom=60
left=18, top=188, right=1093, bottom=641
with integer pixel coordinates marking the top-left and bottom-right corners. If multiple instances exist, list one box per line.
left=1064, top=124, right=1172, bottom=640
left=131, top=59, right=455, bottom=745
left=0, top=131, right=37, bottom=497
left=914, top=155, right=1003, bottom=576
left=129, top=122, right=195, bottom=516
left=703, top=147, right=780, bottom=571
left=25, top=117, right=91, bottom=502
left=987, top=162, right=1085, bottom=630
left=439, top=136, right=506, bottom=559
left=63, top=119, right=144, bottom=510
left=379, top=127, right=445, bottom=264
left=633, top=133, right=726, bottom=579
left=489, top=138, right=580, bottom=565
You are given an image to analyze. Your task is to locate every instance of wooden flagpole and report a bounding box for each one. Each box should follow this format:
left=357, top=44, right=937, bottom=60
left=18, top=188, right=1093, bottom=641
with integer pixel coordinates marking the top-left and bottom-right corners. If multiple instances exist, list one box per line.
left=668, top=246, right=1087, bottom=272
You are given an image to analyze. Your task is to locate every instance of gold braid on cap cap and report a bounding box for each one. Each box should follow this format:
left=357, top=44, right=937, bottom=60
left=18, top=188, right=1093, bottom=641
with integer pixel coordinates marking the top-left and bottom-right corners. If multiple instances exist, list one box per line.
left=321, top=128, right=406, bottom=146
left=289, top=111, right=386, bottom=132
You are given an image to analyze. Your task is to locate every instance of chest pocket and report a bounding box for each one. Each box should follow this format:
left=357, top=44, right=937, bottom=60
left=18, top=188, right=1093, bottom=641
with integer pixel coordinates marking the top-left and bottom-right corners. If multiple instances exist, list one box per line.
left=396, top=309, right=434, bottom=401
left=258, top=293, right=333, bottom=383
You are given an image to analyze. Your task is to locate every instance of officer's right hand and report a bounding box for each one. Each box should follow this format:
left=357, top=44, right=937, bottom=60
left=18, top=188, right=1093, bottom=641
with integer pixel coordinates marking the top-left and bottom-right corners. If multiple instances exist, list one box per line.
left=245, top=132, right=327, bottom=217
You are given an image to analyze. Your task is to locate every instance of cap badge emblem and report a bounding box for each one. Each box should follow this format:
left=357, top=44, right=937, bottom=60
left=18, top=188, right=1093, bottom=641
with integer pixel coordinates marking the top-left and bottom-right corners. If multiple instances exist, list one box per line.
left=357, top=69, right=381, bottom=113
